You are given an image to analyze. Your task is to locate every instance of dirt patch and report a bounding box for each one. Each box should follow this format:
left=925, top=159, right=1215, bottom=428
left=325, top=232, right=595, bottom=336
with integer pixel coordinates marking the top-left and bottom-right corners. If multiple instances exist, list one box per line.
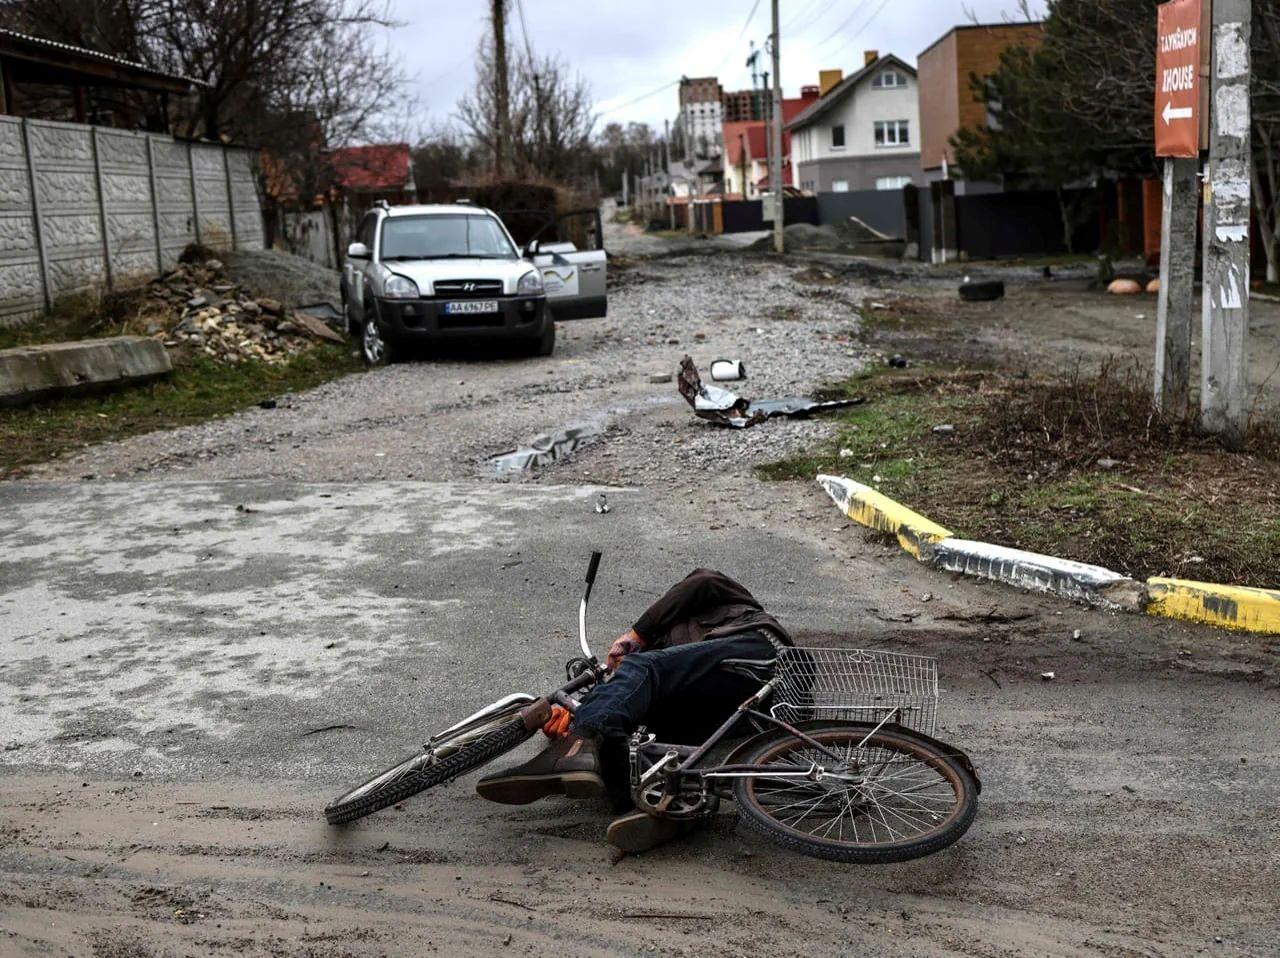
left=792, top=266, right=842, bottom=286
left=762, top=363, right=1280, bottom=587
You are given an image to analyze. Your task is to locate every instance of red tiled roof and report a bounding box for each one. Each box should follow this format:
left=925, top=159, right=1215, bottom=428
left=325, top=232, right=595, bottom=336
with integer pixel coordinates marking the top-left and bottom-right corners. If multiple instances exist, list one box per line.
left=329, top=143, right=411, bottom=191
left=724, top=120, right=793, bottom=167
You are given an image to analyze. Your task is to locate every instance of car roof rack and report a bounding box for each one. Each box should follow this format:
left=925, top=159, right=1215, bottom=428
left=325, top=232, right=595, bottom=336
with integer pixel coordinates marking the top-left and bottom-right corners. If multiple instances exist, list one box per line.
left=455, top=198, right=475, bottom=205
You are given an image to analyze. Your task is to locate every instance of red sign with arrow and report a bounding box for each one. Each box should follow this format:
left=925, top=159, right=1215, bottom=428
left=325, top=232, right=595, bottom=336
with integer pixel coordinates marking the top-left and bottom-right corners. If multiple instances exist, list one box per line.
left=1155, top=0, right=1204, bottom=157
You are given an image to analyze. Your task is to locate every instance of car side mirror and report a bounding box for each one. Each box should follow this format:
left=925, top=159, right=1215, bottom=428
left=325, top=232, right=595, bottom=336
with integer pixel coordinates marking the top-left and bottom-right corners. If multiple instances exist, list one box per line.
left=710, top=359, right=746, bottom=382
left=524, top=240, right=540, bottom=258
left=347, top=242, right=370, bottom=260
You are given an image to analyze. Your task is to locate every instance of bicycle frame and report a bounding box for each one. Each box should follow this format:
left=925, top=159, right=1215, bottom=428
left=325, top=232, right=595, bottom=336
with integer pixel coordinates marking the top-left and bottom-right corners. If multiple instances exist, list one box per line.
left=632, top=680, right=909, bottom=810
left=431, top=550, right=893, bottom=795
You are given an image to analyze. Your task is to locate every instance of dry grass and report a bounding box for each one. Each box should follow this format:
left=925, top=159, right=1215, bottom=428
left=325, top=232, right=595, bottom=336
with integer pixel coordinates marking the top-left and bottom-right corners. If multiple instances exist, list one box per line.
left=762, top=363, right=1280, bottom=588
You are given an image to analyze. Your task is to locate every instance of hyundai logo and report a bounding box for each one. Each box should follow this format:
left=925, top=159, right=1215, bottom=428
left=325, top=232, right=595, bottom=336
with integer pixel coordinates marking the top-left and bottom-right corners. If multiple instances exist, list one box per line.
left=463, top=282, right=476, bottom=291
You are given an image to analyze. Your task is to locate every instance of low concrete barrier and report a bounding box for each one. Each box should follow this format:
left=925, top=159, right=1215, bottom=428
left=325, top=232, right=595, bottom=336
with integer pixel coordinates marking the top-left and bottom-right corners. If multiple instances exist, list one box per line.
left=816, top=474, right=1280, bottom=636
left=0, top=337, right=172, bottom=407
left=933, top=538, right=1143, bottom=611
left=817, top=474, right=953, bottom=560
left=1145, top=578, right=1280, bottom=633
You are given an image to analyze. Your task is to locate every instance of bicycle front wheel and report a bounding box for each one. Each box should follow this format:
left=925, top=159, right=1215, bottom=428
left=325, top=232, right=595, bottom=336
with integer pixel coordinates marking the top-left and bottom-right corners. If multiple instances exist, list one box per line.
left=732, top=722, right=977, bottom=863
left=325, top=718, right=533, bottom=825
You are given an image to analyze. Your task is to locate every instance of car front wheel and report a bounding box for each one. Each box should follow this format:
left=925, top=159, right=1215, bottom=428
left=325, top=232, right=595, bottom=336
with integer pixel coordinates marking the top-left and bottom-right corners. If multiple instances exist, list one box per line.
left=533, top=320, right=555, bottom=357
left=362, top=316, right=398, bottom=366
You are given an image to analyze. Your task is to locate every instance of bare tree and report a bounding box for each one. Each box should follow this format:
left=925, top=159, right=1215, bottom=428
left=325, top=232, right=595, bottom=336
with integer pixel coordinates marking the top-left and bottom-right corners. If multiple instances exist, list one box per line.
left=0, top=0, right=404, bottom=142
left=456, top=30, right=595, bottom=185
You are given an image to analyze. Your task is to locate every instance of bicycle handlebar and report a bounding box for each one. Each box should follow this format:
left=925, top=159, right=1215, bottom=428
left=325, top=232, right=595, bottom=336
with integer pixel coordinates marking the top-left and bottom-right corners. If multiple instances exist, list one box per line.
left=578, top=551, right=602, bottom=662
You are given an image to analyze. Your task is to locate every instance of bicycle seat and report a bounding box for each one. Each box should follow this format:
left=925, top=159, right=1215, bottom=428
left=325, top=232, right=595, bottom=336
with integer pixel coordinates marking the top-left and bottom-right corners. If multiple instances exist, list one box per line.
left=719, top=657, right=776, bottom=682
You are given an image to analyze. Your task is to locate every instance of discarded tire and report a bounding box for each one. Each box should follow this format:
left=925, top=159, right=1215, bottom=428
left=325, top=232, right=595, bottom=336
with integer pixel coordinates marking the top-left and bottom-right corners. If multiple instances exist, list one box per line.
left=959, top=280, right=1005, bottom=302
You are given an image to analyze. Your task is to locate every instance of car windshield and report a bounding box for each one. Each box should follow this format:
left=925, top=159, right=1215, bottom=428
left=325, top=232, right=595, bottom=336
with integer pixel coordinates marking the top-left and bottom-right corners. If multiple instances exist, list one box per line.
left=379, top=214, right=517, bottom=260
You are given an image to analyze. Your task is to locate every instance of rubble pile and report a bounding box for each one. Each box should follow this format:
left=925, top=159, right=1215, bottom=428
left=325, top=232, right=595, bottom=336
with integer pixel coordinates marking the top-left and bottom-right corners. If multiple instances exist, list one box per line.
left=144, top=259, right=342, bottom=364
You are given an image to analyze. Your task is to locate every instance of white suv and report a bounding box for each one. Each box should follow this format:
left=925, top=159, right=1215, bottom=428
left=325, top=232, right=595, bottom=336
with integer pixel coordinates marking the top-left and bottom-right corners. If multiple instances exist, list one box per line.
left=341, top=202, right=607, bottom=363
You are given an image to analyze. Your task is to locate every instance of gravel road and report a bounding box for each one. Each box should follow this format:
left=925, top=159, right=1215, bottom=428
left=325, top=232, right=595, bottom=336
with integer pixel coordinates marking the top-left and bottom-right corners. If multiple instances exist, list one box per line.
left=29, top=246, right=877, bottom=488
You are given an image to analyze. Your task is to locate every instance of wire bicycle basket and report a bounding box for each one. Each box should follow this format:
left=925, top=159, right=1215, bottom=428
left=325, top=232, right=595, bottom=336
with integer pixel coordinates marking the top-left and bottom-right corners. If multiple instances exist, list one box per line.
left=771, top=647, right=939, bottom=737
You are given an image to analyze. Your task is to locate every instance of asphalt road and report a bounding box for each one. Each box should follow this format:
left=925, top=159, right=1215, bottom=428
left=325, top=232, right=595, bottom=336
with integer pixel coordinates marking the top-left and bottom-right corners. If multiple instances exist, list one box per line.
left=2, top=233, right=1278, bottom=956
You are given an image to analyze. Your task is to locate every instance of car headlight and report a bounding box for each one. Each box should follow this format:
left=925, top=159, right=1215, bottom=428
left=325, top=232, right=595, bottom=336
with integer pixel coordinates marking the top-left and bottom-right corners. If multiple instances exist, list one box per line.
left=517, top=270, right=544, bottom=296
left=383, top=273, right=420, bottom=299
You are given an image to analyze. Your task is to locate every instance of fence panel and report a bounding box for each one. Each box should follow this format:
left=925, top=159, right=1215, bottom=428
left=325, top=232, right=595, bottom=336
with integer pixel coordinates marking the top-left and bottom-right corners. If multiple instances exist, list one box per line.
left=149, top=135, right=197, bottom=269
left=226, top=149, right=264, bottom=250
left=97, top=128, right=159, bottom=286
left=0, top=117, right=42, bottom=323
left=0, top=118, right=264, bottom=327
left=954, top=189, right=1098, bottom=260
left=191, top=142, right=234, bottom=249
left=281, top=210, right=335, bottom=268
left=815, top=190, right=907, bottom=238
left=28, top=119, right=103, bottom=301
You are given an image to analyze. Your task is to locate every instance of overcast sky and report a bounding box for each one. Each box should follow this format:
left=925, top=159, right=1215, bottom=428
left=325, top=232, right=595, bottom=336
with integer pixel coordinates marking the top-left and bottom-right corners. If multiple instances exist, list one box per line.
left=386, top=0, right=1046, bottom=137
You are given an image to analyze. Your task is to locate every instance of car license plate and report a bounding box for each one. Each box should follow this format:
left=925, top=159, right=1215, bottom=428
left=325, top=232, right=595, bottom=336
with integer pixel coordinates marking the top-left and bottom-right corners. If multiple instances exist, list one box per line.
left=443, top=300, right=499, bottom=315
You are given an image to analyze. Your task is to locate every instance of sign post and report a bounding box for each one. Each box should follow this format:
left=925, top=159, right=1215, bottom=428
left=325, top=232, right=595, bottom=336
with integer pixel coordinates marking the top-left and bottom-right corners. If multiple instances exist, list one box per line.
left=1199, top=0, right=1252, bottom=440
left=1153, top=0, right=1205, bottom=417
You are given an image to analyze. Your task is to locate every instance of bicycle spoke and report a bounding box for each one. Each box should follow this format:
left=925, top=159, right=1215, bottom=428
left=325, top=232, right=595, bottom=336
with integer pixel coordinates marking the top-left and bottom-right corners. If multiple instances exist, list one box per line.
left=745, top=729, right=964, bottom=848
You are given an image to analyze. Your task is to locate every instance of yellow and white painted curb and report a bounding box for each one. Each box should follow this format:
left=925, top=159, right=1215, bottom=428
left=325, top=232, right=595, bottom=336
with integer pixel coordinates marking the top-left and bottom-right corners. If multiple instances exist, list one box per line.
left=816, top=474, right=1280, bottom=635
left=816, top=475, right=952, bottom=560
left=932, top=538, right=1143, bottom=612
left=1145, top=578, right=1280, bottom=634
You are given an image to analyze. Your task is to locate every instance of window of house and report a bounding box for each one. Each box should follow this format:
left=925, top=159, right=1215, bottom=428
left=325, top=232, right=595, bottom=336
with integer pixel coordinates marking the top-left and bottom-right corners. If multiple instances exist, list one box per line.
left=872, top=70, right=907, bottom=89
left=874, top=120, right=910, bottom=147
left=875, top=175, right=912, bottom=191
left=831, top=180, right=849, bottom=193
left=831, top=124, right=845, bottom=149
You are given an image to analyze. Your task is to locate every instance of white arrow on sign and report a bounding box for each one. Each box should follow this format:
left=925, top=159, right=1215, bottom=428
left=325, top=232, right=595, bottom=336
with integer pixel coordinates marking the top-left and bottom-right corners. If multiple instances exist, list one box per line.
left=1163, top=100, right=1194, bottom=125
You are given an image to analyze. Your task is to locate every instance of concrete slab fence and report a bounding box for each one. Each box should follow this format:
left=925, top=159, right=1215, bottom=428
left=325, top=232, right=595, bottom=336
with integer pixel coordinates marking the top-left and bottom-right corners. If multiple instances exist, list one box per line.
left=0, top=116, right=264, bottom=327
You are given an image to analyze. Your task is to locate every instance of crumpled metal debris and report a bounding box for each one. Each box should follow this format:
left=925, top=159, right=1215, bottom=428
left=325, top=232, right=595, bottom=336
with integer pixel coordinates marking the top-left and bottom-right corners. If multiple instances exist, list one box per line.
left=676, top=355, right=864, bottom=429
left=490, top=423, right=601, bottom=475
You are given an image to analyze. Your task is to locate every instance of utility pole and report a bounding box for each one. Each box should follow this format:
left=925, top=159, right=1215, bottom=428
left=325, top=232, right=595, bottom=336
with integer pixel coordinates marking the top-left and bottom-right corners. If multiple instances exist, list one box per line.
left=491, top=0, right=510, bottom=179
left=1200, top=0, right=1252, bottom=439
left=769, top=0, right=784, bottom=254
left=1154, top=158, right=1199, bottom=417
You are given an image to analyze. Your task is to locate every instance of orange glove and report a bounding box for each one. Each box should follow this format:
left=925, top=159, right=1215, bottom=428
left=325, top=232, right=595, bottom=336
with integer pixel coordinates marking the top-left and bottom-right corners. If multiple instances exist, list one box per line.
left=542, top=705, right=572, bottom=739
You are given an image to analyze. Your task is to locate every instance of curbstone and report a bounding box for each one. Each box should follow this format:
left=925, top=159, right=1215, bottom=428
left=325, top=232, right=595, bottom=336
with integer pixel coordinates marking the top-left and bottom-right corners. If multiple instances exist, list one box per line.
left=1145, top=578, right=1280, bottom=634
left=932, top=538, right=1143, bottom=611
left=0, top=337, right=171, bottom=407
left=816, top=474, right=1280, bottom=636
left=817, top=474, right=953, bottom=560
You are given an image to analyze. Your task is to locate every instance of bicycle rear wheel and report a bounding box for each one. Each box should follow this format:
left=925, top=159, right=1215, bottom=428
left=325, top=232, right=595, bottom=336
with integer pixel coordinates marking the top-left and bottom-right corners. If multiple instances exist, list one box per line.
left=325, top=718, right=533, bottom=824
left=732, top=722, right=977, bottom=863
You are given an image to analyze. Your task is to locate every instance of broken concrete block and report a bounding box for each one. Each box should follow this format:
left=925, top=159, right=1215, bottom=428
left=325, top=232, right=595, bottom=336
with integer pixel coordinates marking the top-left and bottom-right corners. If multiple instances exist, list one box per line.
left=0, top=337, right=172, bottom=407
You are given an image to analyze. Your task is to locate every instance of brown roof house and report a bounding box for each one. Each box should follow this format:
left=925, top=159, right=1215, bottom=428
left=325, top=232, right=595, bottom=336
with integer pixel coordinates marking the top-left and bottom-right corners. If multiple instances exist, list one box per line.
left=916, top=22, right=1043, bottom=183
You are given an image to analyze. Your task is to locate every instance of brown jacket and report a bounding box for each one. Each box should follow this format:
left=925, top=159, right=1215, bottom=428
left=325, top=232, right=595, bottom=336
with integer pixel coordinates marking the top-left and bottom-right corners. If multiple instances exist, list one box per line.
left=632, top=568, right=793, bottom=650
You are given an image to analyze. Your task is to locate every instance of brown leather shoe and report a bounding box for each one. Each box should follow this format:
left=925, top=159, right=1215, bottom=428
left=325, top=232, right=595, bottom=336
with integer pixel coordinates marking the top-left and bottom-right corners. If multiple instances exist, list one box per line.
left=606, top=811, right=697, bottom=854
left=475, top=735, right=605, bottom=805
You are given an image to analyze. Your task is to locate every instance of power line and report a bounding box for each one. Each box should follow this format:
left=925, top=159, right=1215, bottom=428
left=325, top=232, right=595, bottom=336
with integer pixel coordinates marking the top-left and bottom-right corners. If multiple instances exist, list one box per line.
left=598, top=80, right=680, bottom=117
left=735, top=0, right=765, bottom=44
left=513, top=0, right=536, bottom=66
left=712, top=0, right=765, bottom=75
left=816, top=0, right=871, bottom=47
left=783, top=0, right=838, bottom=33
left=823, top=0, right=892, bottom=57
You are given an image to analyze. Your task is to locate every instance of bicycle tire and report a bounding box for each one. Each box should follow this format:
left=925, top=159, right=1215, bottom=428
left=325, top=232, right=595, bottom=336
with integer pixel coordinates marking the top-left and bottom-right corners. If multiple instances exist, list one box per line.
left=732, top=722, right=977, bottom=864
left=325, top=718, right=533, bottom=825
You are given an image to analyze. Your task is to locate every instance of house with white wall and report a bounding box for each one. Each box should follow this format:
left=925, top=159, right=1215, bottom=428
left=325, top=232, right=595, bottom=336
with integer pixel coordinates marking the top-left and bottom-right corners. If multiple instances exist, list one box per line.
left=787, top=53, right=923, bottom=193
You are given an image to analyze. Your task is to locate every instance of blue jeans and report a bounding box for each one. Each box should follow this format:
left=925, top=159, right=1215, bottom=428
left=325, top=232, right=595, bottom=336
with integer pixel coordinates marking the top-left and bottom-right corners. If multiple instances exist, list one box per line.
left=573, top=630, right=778, bottom=744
